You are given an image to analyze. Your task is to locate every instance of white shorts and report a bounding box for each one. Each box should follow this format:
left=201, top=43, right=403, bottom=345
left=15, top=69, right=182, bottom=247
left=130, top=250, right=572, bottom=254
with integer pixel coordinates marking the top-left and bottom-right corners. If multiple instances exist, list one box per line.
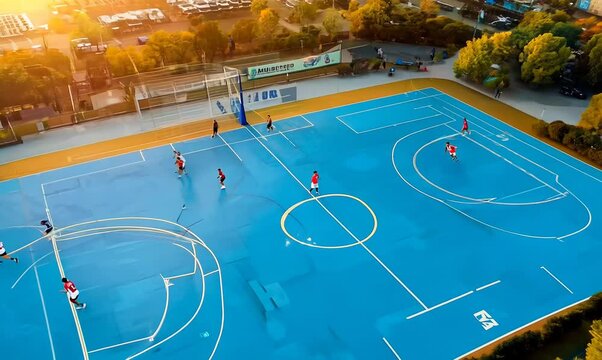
left=69, top=290, right=80, bottom=300
left=310, top=182, right=319, bottom=189
left=450, top=151, right=456, bottom=157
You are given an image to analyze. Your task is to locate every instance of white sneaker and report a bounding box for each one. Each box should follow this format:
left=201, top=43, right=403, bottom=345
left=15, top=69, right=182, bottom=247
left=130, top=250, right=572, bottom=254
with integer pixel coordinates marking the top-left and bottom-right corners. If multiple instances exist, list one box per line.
left=221, top=185, right=226, bottom=190
left=77, top=303, right=87, bottom=310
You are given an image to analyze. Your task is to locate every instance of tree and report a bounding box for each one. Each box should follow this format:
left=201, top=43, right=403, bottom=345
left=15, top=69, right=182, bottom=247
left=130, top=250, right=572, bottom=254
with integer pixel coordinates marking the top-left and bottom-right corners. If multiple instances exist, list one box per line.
left=419, top=0, right=440, bottom=17
left=348, top=0, right=359, bottom=12
left=550, top=9, right=571, bottom=23
left=489, top=31, right=516, bottom=63
left=510, top=11, right=555, bottom=49
left=231, top=19, right=258, bottom=43
left=322, top=8, right=343, bottom=38
left=349, top=0, right=391, bottom=39
left=72, top=12, right=112, bottom=44
left=441, top=22, right=473, bottom=46
left=519, top=33, right=570, bottom=85
left=105, top=47, right=156, bottom=76
left=290, top=1, right=318, bottom=25
left=144, top=30, right=174, bottom=67
left=578, top=93, right=602, bottom=130
left=550, top=22, right=583, bottom=48
left=170, top=31, right=196, bottom=64
left=586, top=34, right=602, bottom=87
left=586, top=320, right=602, bottom=360
left=250, top=0, right=268, bottom=17
left=576, top=16, right=602, bottom=42
left=453, top=34, right=493, bottom=82
left=0, top=64, right=39, bottom=107
left=193, top=21, right=227, bottom=62
left=257, top=8, right=280, bottom=41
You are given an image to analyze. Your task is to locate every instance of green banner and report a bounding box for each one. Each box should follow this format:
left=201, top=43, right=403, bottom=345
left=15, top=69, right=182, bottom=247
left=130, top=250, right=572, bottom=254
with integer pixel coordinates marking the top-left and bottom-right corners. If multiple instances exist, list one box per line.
left=247, top=50, right=341, bottom=80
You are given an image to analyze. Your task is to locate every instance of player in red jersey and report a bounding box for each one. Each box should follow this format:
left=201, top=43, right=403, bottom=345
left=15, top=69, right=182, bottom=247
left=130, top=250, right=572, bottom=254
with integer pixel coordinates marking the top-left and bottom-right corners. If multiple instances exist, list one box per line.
left=217, top=168, right=226, bottom=189
left=175, top=153, right=187, bottom=178
left=0, top=241, right=18, bottom=264
left=309, top=170, right=319, bottom=195
left=461, top=118, right=470, bottom=135
left=445, top=142, right=458, bottom=161
left=62, top=278, right=86, bottom=310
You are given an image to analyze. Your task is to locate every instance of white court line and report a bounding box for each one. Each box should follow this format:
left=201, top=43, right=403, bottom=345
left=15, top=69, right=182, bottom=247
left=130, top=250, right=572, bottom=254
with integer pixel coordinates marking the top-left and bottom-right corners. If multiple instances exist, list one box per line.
left=476, top=280, right=501, bottom=292
left=392, top=123, right=568, bottom=239
left=204, top=269, right=219, bottom=277
left=32, top=250, right=57, bottom=360
left=540, top=266, right=573, bottom=294
left=434, top=96, right=602, bottom=183
left=150, top=275, right=172, bottom=341
left=250, top=110, right=269, bottom=141
left=42, top=151, right=146, bottom=186
left=169, top=143, right=176, bottom=151
left=139, top=150, right=145, bottom=162
left=88, top=337, right=151, bottom=354
left=454, top=296, right=590, bottom=360
left=9, top=235, right=48, bottom=255
left=357, top=114, right=443, bottom=134
left=242, top=126, right=429, bottom=310
left=11, top=250, right=56, bottom=289
left=335, top=115, right=359, bottom=134
left=337, top=93, right=442, bottom=118
left=42, top=185, right=89, bottom=360
left=279, top=131, right=296, bottom=147
left=406, top=291, right=474, bottom=319
left=382, top=337, right=402, bottom=360
left=491, top=186, right=546, bottom=202
left=217, top=133, right=243, bottom=162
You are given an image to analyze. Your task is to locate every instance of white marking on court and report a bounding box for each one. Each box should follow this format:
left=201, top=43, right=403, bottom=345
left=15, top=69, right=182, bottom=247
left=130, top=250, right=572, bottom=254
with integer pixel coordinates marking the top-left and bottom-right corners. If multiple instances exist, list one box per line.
left=42, top=151, right=146, bottom=186
left=392, top=124, right=571, bottom=239
left=406, top=291, right=474, bottom=319
left=382, top=337, right=402, bottom=360
left=11, top=250, right=56, bottom=289
left=217, top=133, right=243, bottom=162
left=476, top=280, right=501, bottom=292
left=150, top=275, right=172, bottom=342
left=540, top=266, right=573, bottom=294
left=453, top=296, right=590, bottom=360
left=335, top=116, right=359, bottom=134
left=357, top=114, right=443, bottom=134
left=243, top=126, right=429, bottom=310
left=431, top=108, right=592, bottom=238
left=298, top=114, right=314, bottom=127
left=337, top=93, right=442, bottom=118
left=88, top=337, right=152, bottom=354
left=204, top=269, right=219, bottom=277
left=440, top=123, right=563, bottom=196
left=52, top=217, right=225, bottom=359
left=169, top=143, right=176, bottom=151
left=488, top=186, right=546, bottom=202
left=9, top=235, right=48, bottom=255
left=32, top=251, right=57, bottom=360
left=434, top=96, right=602, bottom=183
left=139, top=150, right=145, bottom=161
left=279, top=131, right=296, bottom=147
left=42, top=185, right=89, bottom=360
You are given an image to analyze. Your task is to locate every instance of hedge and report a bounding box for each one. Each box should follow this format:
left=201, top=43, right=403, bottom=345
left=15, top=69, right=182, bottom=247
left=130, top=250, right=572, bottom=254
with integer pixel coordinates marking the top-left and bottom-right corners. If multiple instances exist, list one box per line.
left=532, top=119, right=602, bottom=166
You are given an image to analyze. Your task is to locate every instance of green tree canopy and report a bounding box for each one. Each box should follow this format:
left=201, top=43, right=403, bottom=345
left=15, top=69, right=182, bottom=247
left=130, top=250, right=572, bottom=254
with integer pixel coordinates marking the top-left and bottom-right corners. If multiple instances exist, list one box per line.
left=144, top=31, right=197, bottom=66
left=0, top=64, right=39, bottom=108
left=585, top=33, right=602, bottom=87
left=519, top=33, right=570, bottom=85
left=578, top=93, right=602, bottom=130
left=587, top=319, right=602, bottom=359
left=489, top=31, right=516, bottom=63
left=348, top=0, right=359, bottom=12
left=250, top=0, right=268, bottom=17
left=550, top=22, right=583, bottom=48
left=510, top=11, right=555, bottom=49
left=231, top=19, right=258, bottom=43
left=192, top=21, right=227, bottom=62
left=322, top=8, right=344, bottom=38
left=453, top=34, right=493, bottom=82
left=257, top=8, right=280, bottom=41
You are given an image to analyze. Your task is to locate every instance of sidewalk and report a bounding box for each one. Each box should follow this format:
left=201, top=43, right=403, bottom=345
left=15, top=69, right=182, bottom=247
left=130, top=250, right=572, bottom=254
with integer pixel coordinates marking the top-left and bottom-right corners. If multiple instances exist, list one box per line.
left=0, top=45, right=588, bottom=164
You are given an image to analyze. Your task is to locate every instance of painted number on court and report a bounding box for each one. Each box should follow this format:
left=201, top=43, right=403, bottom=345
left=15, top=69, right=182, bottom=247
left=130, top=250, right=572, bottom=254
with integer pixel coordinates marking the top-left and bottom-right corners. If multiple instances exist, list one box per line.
left=473, top=310, right=498, bottom=330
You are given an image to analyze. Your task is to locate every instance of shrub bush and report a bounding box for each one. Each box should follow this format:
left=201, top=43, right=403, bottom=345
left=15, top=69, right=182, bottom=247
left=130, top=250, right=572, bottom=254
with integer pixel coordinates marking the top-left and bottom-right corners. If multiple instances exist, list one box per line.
left=533, top=119, right=549, bottom=137
left=337, top=63, right=353, bottom=76
left=562, top=126, right=585, bottom=150
left=547, top=120, right=570, bottom=142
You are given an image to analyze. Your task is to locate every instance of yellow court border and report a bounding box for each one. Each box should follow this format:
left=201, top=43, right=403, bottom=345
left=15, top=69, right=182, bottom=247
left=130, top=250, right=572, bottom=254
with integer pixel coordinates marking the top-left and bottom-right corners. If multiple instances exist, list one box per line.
left=280, top=193, right=378, bottom=249
left=0, top=78, right=597, bottom=181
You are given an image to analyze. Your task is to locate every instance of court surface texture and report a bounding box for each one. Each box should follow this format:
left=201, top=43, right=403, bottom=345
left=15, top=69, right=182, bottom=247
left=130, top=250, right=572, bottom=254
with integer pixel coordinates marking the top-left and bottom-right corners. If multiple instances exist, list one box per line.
left=1, top=87, right=601, bottom=360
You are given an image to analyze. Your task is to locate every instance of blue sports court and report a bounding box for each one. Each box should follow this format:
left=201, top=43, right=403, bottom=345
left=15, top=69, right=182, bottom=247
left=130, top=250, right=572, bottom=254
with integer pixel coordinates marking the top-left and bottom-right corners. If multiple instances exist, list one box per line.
left=1, top=87, right=600, bottom=360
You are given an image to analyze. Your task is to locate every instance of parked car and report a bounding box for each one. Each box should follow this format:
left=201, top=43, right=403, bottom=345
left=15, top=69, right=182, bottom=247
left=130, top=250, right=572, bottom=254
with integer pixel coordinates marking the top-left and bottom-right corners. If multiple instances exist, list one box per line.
left=240, top=0, right=251, bottom=7
left=559, top=85, right=586, bottom=100
left=216, top=0, right=232, bottom=10
left=178, top=3, right=200, bottom=14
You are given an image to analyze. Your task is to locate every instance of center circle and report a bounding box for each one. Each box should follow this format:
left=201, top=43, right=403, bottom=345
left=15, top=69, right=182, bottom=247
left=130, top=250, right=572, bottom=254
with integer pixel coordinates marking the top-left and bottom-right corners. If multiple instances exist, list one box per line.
left=280, top=193, right=378, bottom=249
